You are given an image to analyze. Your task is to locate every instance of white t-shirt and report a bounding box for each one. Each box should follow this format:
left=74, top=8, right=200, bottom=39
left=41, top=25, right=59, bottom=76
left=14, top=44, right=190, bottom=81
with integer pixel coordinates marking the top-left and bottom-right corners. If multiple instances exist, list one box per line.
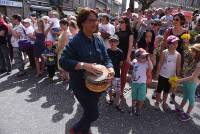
left=24, top=26, right=35, bottom=44
left=49, top=18, right=60, bottom=28
left=99, top=23, right=115, bottom=36
left=131, top=59, right=148, bottom=83
left=11, top=23, right=26, bottom=47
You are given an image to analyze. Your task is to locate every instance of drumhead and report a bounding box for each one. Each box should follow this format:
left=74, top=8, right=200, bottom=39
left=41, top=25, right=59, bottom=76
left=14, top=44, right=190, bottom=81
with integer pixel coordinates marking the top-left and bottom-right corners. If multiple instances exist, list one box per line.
left=86, top=65, right=109, bottom=83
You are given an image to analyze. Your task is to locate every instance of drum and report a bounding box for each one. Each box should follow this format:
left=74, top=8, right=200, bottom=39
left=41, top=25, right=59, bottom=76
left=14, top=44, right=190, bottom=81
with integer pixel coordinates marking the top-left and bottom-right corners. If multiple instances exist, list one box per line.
left=85, top=64, right=111, bottom=93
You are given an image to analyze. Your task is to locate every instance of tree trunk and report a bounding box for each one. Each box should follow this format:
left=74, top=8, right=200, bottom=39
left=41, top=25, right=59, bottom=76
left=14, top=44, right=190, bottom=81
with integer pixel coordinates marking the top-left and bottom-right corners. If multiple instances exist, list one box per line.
left=129, top=0, right=135, bottom=12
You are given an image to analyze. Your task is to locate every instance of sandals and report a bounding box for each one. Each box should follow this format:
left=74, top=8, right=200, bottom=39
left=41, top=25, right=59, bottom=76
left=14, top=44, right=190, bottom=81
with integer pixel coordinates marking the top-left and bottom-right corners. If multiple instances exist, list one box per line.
left=162, top=103, right=171, bottom=112
left=115, top=105, right=124, bottom=113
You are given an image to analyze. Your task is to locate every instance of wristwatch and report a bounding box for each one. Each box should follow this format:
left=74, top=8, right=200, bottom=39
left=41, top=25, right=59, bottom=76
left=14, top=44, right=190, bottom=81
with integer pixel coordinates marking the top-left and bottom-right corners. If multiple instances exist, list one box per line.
left=80, top=62, right=85, bottom=70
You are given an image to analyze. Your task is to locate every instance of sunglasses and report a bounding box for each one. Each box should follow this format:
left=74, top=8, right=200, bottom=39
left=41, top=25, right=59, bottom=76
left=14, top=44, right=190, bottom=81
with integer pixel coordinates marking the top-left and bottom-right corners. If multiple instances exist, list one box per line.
left=173, top=18, right=180, bottom=21
left=109, top=39, right=118, bottom=42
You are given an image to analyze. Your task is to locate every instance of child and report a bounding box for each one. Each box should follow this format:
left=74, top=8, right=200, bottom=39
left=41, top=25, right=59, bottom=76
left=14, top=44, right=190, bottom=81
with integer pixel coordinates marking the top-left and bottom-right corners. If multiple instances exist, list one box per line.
left=130, top=48, right=153, bottom=116
left=107, top=34, right=124, bottom=112
left=155, top=35, right=181, bottom=111
left=176, top=43, right=200, bottom=121
left=42, top=41, right=57, bottom=82
left=49, top=11, right=60, bottom=40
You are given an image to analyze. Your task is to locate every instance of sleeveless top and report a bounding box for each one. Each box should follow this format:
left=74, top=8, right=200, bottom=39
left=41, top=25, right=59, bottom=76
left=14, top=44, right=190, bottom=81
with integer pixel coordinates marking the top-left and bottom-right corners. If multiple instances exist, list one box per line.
left=160, top=49, right=179, bottom=78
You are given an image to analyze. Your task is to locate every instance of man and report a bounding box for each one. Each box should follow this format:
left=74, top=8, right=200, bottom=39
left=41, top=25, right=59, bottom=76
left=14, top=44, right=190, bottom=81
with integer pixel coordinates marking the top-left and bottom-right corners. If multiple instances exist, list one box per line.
left=160, top=7, right=173, bottom=35
left=137, top=9, right=153, bottom=41
left=99, top=14, right=115, bottom=48
left=151, top=19, right=161, bottom=36
left=23, top=18, right=35, bottom=68
left=0, top=13, right=11, bottom=74
left=10, top=14, right=26, bottom=76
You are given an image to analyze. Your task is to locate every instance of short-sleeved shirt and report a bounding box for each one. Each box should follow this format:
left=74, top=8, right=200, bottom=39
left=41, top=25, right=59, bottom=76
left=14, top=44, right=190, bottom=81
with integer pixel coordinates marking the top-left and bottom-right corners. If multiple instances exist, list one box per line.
left=107, top=48, right=124, bottom=78
left=24, top=26, right=35, bottom=44
left=43, top=47, right=56, bottom=66
left=131, top=59, right=148, bottom=83
left=160, top=15, right=173, bottom=31
left=11, top=24, right=26, bottom=47
left=116, top=30, right=133, bottom=59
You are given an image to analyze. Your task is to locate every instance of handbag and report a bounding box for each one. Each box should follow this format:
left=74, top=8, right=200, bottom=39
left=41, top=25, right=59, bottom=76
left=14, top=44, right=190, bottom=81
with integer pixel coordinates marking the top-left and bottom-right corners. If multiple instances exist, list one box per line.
left=18, top=26, right=32, bottom=52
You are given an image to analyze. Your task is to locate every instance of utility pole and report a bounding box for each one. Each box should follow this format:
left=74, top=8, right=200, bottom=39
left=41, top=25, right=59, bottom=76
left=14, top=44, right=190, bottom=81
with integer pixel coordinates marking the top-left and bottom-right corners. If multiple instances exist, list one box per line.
left=23, top=0, right=26, bottom=18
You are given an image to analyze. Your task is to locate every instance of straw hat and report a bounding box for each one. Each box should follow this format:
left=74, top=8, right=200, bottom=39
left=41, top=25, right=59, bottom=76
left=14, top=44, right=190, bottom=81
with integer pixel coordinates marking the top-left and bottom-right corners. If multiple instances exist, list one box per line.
left=191, top=43, right=200, bottom=52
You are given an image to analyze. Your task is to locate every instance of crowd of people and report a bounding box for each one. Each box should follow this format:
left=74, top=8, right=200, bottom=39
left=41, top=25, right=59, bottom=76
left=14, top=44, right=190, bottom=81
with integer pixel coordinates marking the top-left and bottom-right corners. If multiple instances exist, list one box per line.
left=0, top=6, right=200, bottom=134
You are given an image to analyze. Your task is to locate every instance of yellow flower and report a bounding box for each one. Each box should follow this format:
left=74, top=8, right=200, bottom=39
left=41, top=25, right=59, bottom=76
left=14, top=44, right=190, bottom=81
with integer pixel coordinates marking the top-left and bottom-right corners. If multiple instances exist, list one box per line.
left=168, top=76, right=179, bottom=90
left=181, top=34, right=191, bottom=40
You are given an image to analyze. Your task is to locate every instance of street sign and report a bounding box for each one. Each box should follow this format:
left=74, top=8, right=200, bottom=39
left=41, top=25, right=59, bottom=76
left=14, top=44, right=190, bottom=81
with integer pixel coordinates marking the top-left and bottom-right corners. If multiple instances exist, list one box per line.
left=0, top=0, right=22, bottom=7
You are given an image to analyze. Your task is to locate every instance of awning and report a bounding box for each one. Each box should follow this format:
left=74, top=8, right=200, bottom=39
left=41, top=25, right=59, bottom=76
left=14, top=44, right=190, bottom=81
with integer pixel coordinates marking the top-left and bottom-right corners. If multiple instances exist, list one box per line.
left=62, top=11, right=76, bottom=16
left=30, top=5, right=52, bottom=11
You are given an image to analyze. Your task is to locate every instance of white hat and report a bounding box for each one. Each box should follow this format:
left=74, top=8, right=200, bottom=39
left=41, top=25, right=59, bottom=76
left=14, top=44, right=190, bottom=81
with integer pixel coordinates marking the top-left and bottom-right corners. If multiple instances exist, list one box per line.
left=23, top=18, right=32, bottom=23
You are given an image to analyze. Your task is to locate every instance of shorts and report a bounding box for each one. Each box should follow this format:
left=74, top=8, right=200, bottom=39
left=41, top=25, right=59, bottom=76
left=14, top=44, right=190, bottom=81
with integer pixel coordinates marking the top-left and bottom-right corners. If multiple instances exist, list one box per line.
left=157, top=75, right=171, bottom=93
left=131, top=83, right=147, bottom=101
left=107, top=78, right=121, bottom=93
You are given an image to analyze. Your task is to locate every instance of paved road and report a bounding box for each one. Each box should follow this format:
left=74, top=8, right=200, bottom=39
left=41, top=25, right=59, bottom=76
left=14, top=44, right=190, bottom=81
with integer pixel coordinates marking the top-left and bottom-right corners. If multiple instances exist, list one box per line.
left=0, top=67, right=200, bottom=134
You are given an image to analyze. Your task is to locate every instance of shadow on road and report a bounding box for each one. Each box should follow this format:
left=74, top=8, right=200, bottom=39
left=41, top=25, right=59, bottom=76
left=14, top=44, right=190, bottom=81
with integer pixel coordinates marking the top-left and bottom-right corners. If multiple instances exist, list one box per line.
left=1, top=68, right=200, bottom=134
left=0, top=67, right=76, bottom=123
left=65, top=97, right=200, bottom=134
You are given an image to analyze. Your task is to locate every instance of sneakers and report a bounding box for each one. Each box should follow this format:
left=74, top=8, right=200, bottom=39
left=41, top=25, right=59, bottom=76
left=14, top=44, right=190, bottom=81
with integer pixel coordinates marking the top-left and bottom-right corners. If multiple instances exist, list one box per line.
left=152, top=92, right=157, bottom=100
left=129, top=106, right=135, bottom=116
left=179, top=113, right=192, bottom=122
left=135, top=109, right=141, bottom=116
left=16, top=71, right=26, bottom=77
left=162, top=103, right=171, bottom=112
left=115, top=105, right=124, bottom=113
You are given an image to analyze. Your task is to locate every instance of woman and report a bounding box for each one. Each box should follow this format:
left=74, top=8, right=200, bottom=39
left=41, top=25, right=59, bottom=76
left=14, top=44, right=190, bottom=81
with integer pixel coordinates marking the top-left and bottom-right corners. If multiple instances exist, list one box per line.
left=57, top=18, right=70, bottom=82
left=162, top=13, right=187, bottom=67
left=59, top=8, right=114, bottom=134
left=69, top=20, right=79, bottom=38
left=137, top=29, right=156, bottom=62
left=116, top=16, right=134, bottom=96
left=162, top=13, right=187, bottom=103
left=33, top=19, right=46, bottom=76
left=33, top=19, right=52, bottom=77
left=176, top=43, right=200, bottom=121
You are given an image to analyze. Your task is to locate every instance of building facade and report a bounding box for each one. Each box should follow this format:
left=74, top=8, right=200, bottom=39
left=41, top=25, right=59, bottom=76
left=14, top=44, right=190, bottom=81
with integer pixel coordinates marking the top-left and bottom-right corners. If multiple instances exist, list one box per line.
left=0, top=0, right=23, bottom=18
left=0, top=0, right=124, bottom=18
left=153, top=0, right=200, bottom=11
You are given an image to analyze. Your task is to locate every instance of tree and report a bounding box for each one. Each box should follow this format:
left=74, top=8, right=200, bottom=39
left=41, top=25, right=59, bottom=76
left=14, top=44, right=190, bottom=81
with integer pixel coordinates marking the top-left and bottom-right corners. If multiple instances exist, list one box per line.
left=129, top=0, right=157, bottom=11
